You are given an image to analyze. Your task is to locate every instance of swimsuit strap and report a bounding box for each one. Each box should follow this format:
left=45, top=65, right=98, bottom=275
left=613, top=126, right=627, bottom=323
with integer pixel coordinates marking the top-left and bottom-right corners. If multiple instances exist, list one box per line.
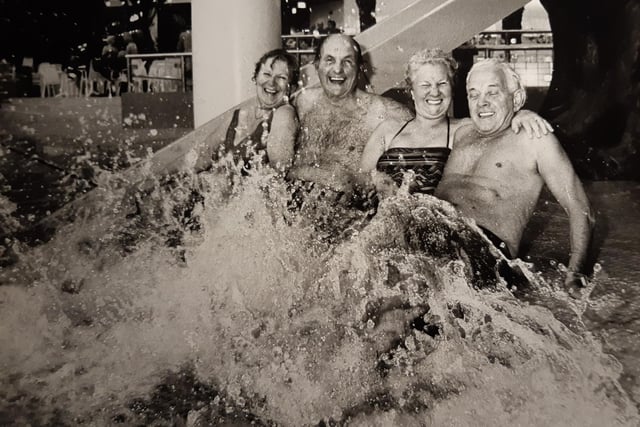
left=445, top=116, right=451, bottom=148
left=224, top=109, right=241, bottom=146
left=388, top=119, right=413, bottom=148
left=251, top=108, right=275, bottom=143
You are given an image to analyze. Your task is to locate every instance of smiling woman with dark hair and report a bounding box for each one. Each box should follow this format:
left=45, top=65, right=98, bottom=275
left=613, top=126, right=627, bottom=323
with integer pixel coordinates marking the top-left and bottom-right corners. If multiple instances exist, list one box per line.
left=196, top=49, right=299, bottom=175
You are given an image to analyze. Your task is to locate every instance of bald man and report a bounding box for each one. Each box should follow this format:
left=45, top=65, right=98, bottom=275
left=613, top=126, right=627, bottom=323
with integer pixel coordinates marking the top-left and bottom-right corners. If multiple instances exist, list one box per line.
left=288, top=34, right=412, bottom=195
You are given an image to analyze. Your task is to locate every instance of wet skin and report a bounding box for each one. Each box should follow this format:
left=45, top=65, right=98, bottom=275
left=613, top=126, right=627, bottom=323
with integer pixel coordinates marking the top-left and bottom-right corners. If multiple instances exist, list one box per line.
left=436, top=65, right=594, bottom=287
left=289, top=35, right=412, bottom=192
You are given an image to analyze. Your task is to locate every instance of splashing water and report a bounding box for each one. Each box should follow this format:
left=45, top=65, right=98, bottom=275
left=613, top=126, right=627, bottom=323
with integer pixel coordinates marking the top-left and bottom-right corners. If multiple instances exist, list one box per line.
left=0, top=160, right=638, bottom=426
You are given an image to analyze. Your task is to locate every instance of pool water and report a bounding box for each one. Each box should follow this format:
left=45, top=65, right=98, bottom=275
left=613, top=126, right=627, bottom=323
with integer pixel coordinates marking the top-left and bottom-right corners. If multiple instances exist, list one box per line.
left=1, top=163, right=639, bottom=425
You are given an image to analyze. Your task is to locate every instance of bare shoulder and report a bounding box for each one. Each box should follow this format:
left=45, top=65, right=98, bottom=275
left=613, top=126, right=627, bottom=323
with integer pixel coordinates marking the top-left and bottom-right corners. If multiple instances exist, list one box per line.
left=531, top=131, right=567, bottom=160
left=375, top=117, right=406, bottom=138
left=451, top=122, right=476, bottom=147
left=293, top=87, right=323, bottom=114
left=450, top=117, right=471, bottom=130
left=273, top=103, right=297, bottom=121
left=449, top=117, right=471, bottom=144
left=534, top=131, right=562, bottom=147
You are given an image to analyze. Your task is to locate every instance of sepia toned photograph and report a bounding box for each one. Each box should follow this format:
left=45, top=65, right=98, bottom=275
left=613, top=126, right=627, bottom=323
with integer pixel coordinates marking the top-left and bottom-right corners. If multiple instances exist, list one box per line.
left=1, top=0, right=639, bottom=425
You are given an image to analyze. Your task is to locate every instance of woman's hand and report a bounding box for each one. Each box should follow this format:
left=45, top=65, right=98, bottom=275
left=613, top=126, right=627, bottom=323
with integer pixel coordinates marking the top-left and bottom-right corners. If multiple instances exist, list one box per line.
left=512, top=109, right=554, bottom=138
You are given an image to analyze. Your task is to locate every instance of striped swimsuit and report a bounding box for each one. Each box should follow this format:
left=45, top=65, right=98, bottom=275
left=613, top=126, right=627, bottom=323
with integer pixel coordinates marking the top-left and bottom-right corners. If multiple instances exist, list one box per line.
left=376, top=117, right=451, bottom=194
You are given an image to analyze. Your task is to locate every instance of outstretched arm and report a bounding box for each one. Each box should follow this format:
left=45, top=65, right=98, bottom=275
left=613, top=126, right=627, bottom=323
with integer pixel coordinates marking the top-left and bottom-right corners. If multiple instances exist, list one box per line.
left=511, top=109, right=554, bottom=138
left=536, top=135, right=595, bottom=285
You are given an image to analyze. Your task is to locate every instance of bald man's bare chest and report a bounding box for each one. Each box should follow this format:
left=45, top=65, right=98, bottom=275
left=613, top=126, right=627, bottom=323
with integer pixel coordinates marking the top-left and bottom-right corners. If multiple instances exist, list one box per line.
left=297, top=106, right=375, bottom=163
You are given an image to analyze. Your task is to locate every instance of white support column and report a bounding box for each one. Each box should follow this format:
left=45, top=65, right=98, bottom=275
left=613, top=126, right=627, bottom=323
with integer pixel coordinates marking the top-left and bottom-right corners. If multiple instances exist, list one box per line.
left=343, top=0, right=360, bottom=35
left=191, top=0, right=282, bottom=128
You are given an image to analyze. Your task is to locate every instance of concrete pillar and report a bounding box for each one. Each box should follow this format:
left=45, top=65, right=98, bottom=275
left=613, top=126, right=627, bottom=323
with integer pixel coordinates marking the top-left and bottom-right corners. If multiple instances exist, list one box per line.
left=191, top=0, right=282, bottom=128
left=343, top=0, right=360, bottom=35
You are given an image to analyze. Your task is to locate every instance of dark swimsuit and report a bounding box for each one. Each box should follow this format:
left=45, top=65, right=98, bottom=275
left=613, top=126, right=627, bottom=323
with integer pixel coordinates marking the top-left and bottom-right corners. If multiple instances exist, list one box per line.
left=479, top=226, right=513, bottom=259
left=217, top=108, right=274, bottom=172
left=376, top=117, right=451, bottom=194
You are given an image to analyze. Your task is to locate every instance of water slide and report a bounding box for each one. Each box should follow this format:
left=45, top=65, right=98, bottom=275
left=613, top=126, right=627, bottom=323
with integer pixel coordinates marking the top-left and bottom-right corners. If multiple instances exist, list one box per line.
left=7, top=3, right=640, bottom=424
left=38, top=0, right=529, bottom=229
left=359, top=0, right=530, bottom=91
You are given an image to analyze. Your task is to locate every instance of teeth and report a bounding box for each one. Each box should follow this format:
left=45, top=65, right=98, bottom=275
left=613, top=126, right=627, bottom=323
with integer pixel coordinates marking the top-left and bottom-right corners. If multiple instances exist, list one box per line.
left=479, top=112, right=494, bottom=117
left=265, top=88, right=277, bottom=94
left=329, top=77, right=345, bottom=82
left=426, top=99, right=442, bottom=105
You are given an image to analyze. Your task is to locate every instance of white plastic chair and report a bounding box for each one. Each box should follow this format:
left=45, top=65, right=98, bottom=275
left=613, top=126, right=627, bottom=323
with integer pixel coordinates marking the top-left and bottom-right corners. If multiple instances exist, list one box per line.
left=51, top=64, right=76, bottom=97
left=37, top=62, right=61, bottom=97
left=59, top=70, right=79, bottom=97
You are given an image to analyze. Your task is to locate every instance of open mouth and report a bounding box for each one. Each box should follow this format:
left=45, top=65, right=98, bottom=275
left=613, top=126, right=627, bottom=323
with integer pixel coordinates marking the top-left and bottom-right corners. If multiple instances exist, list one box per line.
left=264, top=88, right=278, bottom=95
left=478, top=111, right=495, bottom=118
left=328, top=76, right=346, bottom=84
left=426, top=99, right=443, bottom=105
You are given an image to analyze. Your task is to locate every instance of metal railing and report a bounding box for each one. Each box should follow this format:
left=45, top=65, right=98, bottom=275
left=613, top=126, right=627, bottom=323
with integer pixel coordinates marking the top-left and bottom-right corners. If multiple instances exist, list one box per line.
left=470, top=29, right=552, bottom=46
left=125, top=52, right=192, bottom=93
left=281, top=30, right=554, bottom=87
left=460, top=30, right=554, bottom=87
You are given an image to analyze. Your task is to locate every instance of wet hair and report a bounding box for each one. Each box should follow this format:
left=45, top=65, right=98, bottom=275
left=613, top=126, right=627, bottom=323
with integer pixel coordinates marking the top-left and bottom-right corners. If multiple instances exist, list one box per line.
left=252, top=49, right=299, bottom=87
left=405, top=48, right=458, bottom=89
left=466, top=58, right=526, bottom=103
left=313, top=34, right=364, bottom=69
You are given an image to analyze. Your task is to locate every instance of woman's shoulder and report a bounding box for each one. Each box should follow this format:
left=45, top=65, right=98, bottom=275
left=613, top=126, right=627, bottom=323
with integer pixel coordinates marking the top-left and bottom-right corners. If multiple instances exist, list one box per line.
left=272, top=103, right=298, bottom=122
left=376, top=117, right=407, bottom=136
left=450, top=117, right=471, bottom=130
left=293, top=87, right=323, bottom=112
left=275, top=102, right=296, bottom=114
left=369, top=118, right=408, bottom=152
